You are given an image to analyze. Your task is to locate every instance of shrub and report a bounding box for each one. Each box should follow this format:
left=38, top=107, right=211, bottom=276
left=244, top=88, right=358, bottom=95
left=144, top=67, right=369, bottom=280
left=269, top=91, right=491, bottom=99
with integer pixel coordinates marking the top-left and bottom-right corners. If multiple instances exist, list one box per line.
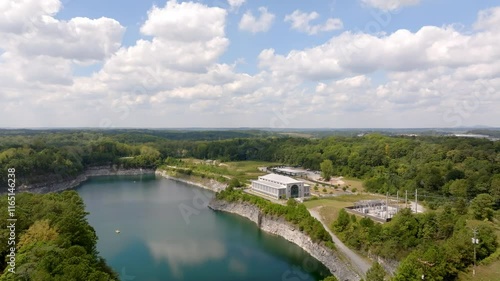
left=228, top=178, right=242, bottom=188
left=216, top=189, right=331, bottom=244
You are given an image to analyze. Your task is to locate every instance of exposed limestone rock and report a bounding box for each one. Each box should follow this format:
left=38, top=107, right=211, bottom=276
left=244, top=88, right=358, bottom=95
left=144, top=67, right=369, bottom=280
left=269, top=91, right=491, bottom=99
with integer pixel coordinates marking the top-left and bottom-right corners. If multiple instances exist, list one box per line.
left=155, top=170, right=227, bottom=192
left=367, top=252, right=399, bottom=275
left=17, top=166, right=155, bottom=194
left=208, top=199, right=361, bottom=281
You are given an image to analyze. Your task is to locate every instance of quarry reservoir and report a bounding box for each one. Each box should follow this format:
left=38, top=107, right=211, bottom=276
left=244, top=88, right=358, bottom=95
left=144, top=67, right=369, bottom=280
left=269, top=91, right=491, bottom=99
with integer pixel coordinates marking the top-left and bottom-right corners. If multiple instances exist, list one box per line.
left=76, top=174, right=332, bottom=281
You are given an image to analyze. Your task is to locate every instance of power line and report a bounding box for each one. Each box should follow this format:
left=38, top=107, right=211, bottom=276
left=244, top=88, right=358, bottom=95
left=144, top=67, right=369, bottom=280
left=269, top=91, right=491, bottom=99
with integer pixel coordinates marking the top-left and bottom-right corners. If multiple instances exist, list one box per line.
left=472, top=228, right=479, bottom=277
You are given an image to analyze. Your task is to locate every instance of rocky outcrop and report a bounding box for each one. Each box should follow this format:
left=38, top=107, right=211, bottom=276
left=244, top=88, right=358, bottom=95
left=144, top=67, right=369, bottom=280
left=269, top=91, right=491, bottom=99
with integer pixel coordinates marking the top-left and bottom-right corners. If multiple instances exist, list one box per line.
left=155, top=169, right=227, bottom=192
left=367, top=252, right=399, bottom=275
left=17, top=166, right=155, bottom=194
left=208, top=199, right=361, bottom=281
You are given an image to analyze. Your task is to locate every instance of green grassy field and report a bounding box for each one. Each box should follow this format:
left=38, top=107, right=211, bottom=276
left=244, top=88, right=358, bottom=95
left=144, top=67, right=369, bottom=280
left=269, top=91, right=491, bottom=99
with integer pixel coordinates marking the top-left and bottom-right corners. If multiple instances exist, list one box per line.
left=457, top=259, right=500, bottom=281
left=176, top=159, right=282, bottom=183
left=225, top=161, right=281, bottom=181
left=304, top=194, right=385, bottom=226
left=343, top=178, right=365, bottom=192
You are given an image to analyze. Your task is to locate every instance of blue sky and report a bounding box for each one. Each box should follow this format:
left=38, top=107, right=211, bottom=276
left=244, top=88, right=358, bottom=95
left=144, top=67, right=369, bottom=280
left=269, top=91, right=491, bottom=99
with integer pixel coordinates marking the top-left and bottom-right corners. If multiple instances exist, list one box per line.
left=0, top=0, right=499, bottom=128
left=60, top=0, right=494, bottom=75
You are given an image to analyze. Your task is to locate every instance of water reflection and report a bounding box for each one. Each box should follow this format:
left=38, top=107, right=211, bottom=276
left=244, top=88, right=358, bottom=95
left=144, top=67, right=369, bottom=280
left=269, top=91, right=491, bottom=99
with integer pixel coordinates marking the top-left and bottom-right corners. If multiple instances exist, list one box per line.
left=147, top=240, right=226, bottom=277
left=78, top=175, right=331, bottom=281
left=228, top=258, right=248, bottom=274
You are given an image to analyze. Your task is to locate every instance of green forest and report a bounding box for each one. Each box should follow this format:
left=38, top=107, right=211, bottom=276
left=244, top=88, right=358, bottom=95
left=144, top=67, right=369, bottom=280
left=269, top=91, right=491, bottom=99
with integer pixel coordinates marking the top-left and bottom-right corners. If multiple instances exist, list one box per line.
left=1, top=130, right=498, bottom=208
left=1, top=129, right=499, bottom=280
left=333, top=205, right=498, bottom=280
left=0, top=191, right=118, bottom=280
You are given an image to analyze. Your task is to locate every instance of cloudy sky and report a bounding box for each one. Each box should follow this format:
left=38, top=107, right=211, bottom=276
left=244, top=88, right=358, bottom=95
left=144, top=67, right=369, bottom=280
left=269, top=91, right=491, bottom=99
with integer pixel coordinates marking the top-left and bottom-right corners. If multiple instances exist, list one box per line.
left=1, top=0, right=499, bottom=128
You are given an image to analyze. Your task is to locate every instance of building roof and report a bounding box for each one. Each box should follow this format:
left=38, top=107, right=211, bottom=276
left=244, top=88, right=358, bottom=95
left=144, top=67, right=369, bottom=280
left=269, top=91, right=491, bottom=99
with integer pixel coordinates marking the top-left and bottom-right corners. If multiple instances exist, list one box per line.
left=251, top=180, right=287, bottom=189
left=275, top=168, right=305, bottom=174
left=260, top=173, right=301, bottom=184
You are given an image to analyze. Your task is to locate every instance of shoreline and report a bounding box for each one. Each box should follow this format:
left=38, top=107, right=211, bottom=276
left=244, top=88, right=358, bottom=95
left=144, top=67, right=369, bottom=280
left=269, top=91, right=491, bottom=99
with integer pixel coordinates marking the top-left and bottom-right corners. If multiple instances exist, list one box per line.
left=154, top=169, right=226, bottom=193
left=12, top=169, right=361, bottom=280
left=9, top=167, right=224, bottom=195
left=208, top=199, right=361, bottom=281
left=15, top=166, right=156, bottom=194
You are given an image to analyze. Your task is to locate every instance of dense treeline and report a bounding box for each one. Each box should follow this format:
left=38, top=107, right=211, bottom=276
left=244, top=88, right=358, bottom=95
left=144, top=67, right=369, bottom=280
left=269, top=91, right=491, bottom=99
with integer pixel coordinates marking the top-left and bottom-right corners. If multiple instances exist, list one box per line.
left=332, top=202, right=498, bottom=280
left=171, top=135, right=500, bottom=208
left=1, top=131, right=499, bottom=209
left=215, top=188, right=334, bottom=248
left=0, top=191, right=118, bottom=280
left=0, top=136, right=163, bottom=188
left=0, top=129, right=270, bottom=141
left=0, top=129, right=498, bottom=280
left=273, top=135, right=499, bottom=202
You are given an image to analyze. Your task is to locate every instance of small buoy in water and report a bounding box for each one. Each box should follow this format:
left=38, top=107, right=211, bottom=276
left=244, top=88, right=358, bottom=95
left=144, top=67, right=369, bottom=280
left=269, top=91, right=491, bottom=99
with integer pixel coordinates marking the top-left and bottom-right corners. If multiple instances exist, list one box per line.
left=115, top=229, right=120, bottom=234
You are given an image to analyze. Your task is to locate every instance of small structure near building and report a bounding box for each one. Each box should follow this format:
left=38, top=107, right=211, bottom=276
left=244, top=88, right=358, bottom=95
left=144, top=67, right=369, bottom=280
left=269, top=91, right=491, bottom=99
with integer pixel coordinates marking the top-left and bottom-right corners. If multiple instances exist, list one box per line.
left=251, top=174, right=310, bottom=199
left=345, top=200, right=400, bottom=223
left=204, top=159, right=218, bottom=165
left=271, top=167, right=307, bottom=177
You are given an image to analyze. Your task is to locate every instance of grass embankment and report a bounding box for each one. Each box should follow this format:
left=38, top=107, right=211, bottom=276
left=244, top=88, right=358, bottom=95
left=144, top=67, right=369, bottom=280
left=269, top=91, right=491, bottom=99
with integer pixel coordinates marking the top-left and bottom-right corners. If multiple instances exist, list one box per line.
left=458, top=257, right=500, bottom=281
left=304, top=194, right=384, bottom=226
left=458, top=219, right=500, bottom=281
left=162, top=158, right=281, bottom=184
left=343, top=178, right=365, bottom=192
left=308, top=177, right=365, bottom=197
left=215, top=188, right=335, bottom=249
left=225, top=161, right=281, bottom=181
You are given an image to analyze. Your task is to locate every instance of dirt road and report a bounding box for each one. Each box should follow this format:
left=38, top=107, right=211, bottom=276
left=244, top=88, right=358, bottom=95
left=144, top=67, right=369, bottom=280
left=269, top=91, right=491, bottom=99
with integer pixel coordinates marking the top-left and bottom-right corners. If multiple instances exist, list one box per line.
left=308, top=206, right=372, bottom=277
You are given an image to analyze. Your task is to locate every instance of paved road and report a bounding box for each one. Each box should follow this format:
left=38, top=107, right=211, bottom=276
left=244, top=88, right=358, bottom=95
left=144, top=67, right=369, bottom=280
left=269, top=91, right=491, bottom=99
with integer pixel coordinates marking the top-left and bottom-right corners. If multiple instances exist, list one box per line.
left=308, top=207, right=371, bottom=277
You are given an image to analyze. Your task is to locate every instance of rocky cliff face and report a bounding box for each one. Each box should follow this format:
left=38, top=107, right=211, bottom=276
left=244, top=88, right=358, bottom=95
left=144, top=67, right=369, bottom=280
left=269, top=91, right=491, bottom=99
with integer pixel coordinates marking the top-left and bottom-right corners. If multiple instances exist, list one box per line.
left=367, top=252, right=399, bottom=275
left=155, top=170, right=227, bottom=192
left=18, top=166, right=155, bottom=194
left=208, top=199, right=361, bottom=281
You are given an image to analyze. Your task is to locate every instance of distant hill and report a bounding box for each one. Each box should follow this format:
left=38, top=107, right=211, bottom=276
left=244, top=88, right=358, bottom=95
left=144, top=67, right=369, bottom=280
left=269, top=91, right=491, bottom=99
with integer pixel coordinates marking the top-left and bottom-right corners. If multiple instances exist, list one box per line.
left=467, top=129, right=500, bottom=138
left=0, top=128, right=273, bottom=141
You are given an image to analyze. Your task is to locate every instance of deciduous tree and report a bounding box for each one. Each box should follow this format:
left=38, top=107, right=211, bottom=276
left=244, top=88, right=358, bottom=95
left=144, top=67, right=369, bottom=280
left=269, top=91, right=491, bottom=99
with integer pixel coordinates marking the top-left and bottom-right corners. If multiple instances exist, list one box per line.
left=320, top=159, right=334, bottom=181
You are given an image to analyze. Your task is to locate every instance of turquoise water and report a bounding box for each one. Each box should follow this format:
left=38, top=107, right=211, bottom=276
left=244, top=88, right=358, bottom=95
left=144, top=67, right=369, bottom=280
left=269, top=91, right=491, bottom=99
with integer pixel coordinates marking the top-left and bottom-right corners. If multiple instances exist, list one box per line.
left=77, top=175, right=331, bottom=281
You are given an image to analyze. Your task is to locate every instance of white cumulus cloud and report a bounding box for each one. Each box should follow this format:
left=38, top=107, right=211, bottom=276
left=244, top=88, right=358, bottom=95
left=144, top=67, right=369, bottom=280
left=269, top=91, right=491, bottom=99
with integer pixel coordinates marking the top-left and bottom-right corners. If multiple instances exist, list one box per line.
left=0, top=1, right=499, bottom=128
left=0, top=0, right=124, bottom=99
left=474, top=6, right=500, bottom=30
left=258, top=23, right=500, bottom=80
left=361, top=0, right=420, bottom=11
left=285, top=10, right=343, bottom=35
left=0, top=0, right=124, bottom=63
left=239, top=7, right=275, bottom=33
left=141, top=1, right=226, bottom=42
left=227, top=0, right=245, bottom=11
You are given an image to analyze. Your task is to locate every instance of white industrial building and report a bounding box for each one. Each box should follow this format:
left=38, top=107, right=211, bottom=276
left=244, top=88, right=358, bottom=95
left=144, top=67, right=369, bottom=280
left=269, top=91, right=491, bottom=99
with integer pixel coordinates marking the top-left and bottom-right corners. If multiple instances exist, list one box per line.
left=251, top=174, right=310, bottom=199
left=272, top=167, right=307, bottom=177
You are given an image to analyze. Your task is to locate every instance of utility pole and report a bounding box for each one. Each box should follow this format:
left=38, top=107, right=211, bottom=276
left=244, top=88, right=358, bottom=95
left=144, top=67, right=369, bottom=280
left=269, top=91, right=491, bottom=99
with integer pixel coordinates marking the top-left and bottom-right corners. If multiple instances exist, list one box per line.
left=396, top=191, right=399, bottom=213
left=472, top=228, right=479, bottom=277
left=415, top=189, right=418, bottom=213
left=385, top=192, right=389, bottom=221
left=405, top=190, right=408, bottom=209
